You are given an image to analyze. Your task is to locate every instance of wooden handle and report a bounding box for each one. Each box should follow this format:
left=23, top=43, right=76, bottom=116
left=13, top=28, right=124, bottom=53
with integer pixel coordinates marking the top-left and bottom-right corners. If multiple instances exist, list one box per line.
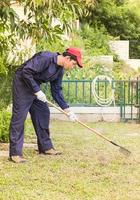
left=45, top=99, right=111, bottom=143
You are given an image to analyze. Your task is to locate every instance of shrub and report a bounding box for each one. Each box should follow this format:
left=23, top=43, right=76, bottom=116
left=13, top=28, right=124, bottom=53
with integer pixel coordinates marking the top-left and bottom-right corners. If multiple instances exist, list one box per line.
left=0, top=110, right=11, bottom=142
left=80, top=24, right=111, bottom=56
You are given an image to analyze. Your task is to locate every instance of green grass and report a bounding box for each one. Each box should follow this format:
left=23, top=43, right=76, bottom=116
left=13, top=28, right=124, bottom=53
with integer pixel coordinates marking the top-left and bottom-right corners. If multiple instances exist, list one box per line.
left=0, top=120, right=140, bottom=200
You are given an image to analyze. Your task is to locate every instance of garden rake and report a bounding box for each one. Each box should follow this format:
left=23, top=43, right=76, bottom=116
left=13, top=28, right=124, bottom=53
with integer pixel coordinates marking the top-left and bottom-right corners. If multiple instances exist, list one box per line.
left=46, top=99, right=131, bottom=157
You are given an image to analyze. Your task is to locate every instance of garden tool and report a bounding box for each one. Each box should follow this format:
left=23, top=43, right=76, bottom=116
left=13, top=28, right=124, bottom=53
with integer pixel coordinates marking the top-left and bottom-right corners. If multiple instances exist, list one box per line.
left=45, top=99, right=131, bottom=157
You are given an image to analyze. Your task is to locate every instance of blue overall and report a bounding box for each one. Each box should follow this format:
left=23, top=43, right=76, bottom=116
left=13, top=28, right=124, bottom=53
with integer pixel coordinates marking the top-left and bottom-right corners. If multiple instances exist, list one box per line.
left=9, top=51, right=69, bottom=157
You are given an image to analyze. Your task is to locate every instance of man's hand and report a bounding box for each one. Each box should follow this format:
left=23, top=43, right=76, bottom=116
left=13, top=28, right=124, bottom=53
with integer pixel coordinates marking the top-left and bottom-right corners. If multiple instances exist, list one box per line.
left=64, top=108, right=78, bottom=122
left=35, top=90, right=47, bottom=102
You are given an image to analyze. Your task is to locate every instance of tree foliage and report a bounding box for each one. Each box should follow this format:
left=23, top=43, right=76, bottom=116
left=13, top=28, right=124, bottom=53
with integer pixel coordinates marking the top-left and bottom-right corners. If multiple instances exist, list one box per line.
left=1, top=0, right=83, bottom=40
left=0, top=0, right=84, bottom=69
left=0, top=0, right=85, bottom=109
left=81, top=0, right=140, bottom=58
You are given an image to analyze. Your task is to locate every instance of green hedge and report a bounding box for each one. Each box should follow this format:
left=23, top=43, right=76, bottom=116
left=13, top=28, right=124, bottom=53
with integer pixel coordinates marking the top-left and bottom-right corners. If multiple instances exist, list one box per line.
left=0, top=110, right=11, bottom=142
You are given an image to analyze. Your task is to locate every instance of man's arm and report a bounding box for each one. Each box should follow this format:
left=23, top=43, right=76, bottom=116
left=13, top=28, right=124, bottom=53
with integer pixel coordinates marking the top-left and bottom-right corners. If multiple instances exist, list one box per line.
left=50, top=71, right=78, bottom=122
left=50, top=71, right=69, bottom=110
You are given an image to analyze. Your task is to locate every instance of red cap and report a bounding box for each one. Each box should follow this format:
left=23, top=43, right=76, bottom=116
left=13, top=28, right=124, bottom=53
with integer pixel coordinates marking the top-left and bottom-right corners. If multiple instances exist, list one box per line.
left=66, top=47, right=83, bottom=68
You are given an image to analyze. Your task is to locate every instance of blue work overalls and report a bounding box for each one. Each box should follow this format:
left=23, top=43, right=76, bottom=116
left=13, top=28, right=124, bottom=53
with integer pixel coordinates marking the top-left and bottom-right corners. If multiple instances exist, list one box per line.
left=9, top=51, right=69, bottom=157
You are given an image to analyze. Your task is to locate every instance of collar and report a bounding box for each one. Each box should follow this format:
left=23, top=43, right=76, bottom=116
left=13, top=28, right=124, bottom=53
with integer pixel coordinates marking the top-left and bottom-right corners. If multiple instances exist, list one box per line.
left=53, top=52, right=60, bottom=65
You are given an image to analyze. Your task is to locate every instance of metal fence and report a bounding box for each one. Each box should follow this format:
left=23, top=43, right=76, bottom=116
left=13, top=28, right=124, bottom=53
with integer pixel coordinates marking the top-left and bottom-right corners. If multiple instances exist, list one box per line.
left=43, top=78, right=140, bottom=121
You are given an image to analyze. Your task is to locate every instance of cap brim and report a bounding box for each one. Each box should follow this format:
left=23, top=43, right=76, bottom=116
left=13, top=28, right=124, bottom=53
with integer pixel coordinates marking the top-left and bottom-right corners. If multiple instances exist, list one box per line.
left=77, top=58, right=83, bottom=68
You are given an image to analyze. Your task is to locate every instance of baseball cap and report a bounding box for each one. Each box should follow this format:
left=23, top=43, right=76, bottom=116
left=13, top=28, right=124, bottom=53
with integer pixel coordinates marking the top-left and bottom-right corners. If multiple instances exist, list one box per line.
left=66, top=47, right=83, bottom=68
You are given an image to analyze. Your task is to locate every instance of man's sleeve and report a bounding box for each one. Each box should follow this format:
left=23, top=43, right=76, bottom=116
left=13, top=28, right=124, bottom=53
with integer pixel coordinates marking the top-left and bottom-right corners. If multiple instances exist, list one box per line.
left=50, top=71, right=69, bottom=110
left=22, top=52, right=51, bottom=93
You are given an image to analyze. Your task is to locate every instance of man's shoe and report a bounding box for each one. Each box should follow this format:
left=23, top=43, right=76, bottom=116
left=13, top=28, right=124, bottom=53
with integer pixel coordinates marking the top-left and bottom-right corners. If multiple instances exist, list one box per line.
left=44, top=148, right=62, bottom=155
left=9, top=156, right=27, bottom=163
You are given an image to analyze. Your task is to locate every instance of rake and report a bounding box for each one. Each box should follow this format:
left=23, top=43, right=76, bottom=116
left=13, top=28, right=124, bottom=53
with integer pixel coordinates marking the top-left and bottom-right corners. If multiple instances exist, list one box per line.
left=46, top=99, right=131, bottom=157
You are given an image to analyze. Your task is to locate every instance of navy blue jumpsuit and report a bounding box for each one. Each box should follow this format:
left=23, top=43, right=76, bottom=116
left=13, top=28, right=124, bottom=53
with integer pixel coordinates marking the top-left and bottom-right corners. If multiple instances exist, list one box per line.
left=9, top=51, right=69, bottom=157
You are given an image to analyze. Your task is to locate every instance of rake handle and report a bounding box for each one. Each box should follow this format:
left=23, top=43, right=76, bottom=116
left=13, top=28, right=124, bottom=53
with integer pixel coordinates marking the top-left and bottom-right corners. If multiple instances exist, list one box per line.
left=45, top=99, right=131, bottom=156
left=45, top=99, right=113, bottom=144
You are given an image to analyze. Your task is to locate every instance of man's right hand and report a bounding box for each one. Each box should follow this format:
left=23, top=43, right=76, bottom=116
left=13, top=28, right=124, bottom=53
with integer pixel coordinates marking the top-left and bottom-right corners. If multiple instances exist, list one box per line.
left=35, top=90, right=47, bottom=102
left=64, top=108, right=78, bottom=122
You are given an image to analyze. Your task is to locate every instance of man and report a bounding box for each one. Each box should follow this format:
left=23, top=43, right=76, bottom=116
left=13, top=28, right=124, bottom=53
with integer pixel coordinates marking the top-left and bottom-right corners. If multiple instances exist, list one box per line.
left=9, top=47, right=83, bottom=163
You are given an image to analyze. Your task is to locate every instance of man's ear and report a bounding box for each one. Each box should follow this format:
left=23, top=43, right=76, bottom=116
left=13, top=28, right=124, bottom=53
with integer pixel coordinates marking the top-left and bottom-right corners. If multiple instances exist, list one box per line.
left=65, top=56, right=70, bottom=61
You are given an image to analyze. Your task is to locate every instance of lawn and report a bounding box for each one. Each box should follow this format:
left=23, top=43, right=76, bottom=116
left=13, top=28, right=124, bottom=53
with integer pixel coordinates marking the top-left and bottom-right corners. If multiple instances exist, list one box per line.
left=0, top=119, right=140, bottom=200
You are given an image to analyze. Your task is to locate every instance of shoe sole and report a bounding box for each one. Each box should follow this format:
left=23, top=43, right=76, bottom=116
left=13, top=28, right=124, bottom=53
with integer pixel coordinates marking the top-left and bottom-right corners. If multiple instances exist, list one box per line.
left=39, top=152, right=62, bottom=155
left=45, top=152, right=62, bottom=155
left=8, top=157, right=27, bottom=163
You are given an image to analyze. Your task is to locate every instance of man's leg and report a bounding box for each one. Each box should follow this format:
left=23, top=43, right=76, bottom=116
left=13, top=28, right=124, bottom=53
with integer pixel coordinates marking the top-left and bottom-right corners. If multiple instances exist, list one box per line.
left=9, top=74, right=34, bottom=158
left=9, top=107, right=29, bottom=157
left=29, top=99, right=54, bottom=153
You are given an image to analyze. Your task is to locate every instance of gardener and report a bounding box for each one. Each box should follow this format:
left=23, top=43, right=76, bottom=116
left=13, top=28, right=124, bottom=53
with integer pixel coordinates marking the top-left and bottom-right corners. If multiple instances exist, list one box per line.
left=9, top=47, right=83, bottom=163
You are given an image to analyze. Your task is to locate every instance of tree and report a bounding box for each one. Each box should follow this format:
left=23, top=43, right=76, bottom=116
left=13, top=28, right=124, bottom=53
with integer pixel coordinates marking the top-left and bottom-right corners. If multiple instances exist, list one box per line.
left=0, top=0, right=85, bottom=109
left=0, top=0, right=85, bottom=68
left=80, top=0, right=140, bottom=58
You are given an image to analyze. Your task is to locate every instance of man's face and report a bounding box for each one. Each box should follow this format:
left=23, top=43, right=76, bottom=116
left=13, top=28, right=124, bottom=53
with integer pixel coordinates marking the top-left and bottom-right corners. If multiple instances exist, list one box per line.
left=63, top=56, right=77, bottom=70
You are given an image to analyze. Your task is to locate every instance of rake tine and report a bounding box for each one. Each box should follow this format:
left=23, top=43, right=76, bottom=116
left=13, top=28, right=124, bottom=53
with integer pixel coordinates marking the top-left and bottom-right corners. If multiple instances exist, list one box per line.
left=119, top=146, right=131, bottom=157
left=110, top=141, right=131, bottom=157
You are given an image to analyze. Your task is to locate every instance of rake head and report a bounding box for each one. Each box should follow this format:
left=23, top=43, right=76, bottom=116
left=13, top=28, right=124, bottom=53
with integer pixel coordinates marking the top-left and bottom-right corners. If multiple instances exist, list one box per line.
left=110, top=141, right=131, bottom=157
left=119, top=146, right=131, bottom=157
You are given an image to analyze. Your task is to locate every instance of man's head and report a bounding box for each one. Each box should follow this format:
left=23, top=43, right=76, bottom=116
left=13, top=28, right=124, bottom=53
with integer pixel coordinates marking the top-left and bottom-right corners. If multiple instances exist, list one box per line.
left=62, top=47, right=83, bottom=70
